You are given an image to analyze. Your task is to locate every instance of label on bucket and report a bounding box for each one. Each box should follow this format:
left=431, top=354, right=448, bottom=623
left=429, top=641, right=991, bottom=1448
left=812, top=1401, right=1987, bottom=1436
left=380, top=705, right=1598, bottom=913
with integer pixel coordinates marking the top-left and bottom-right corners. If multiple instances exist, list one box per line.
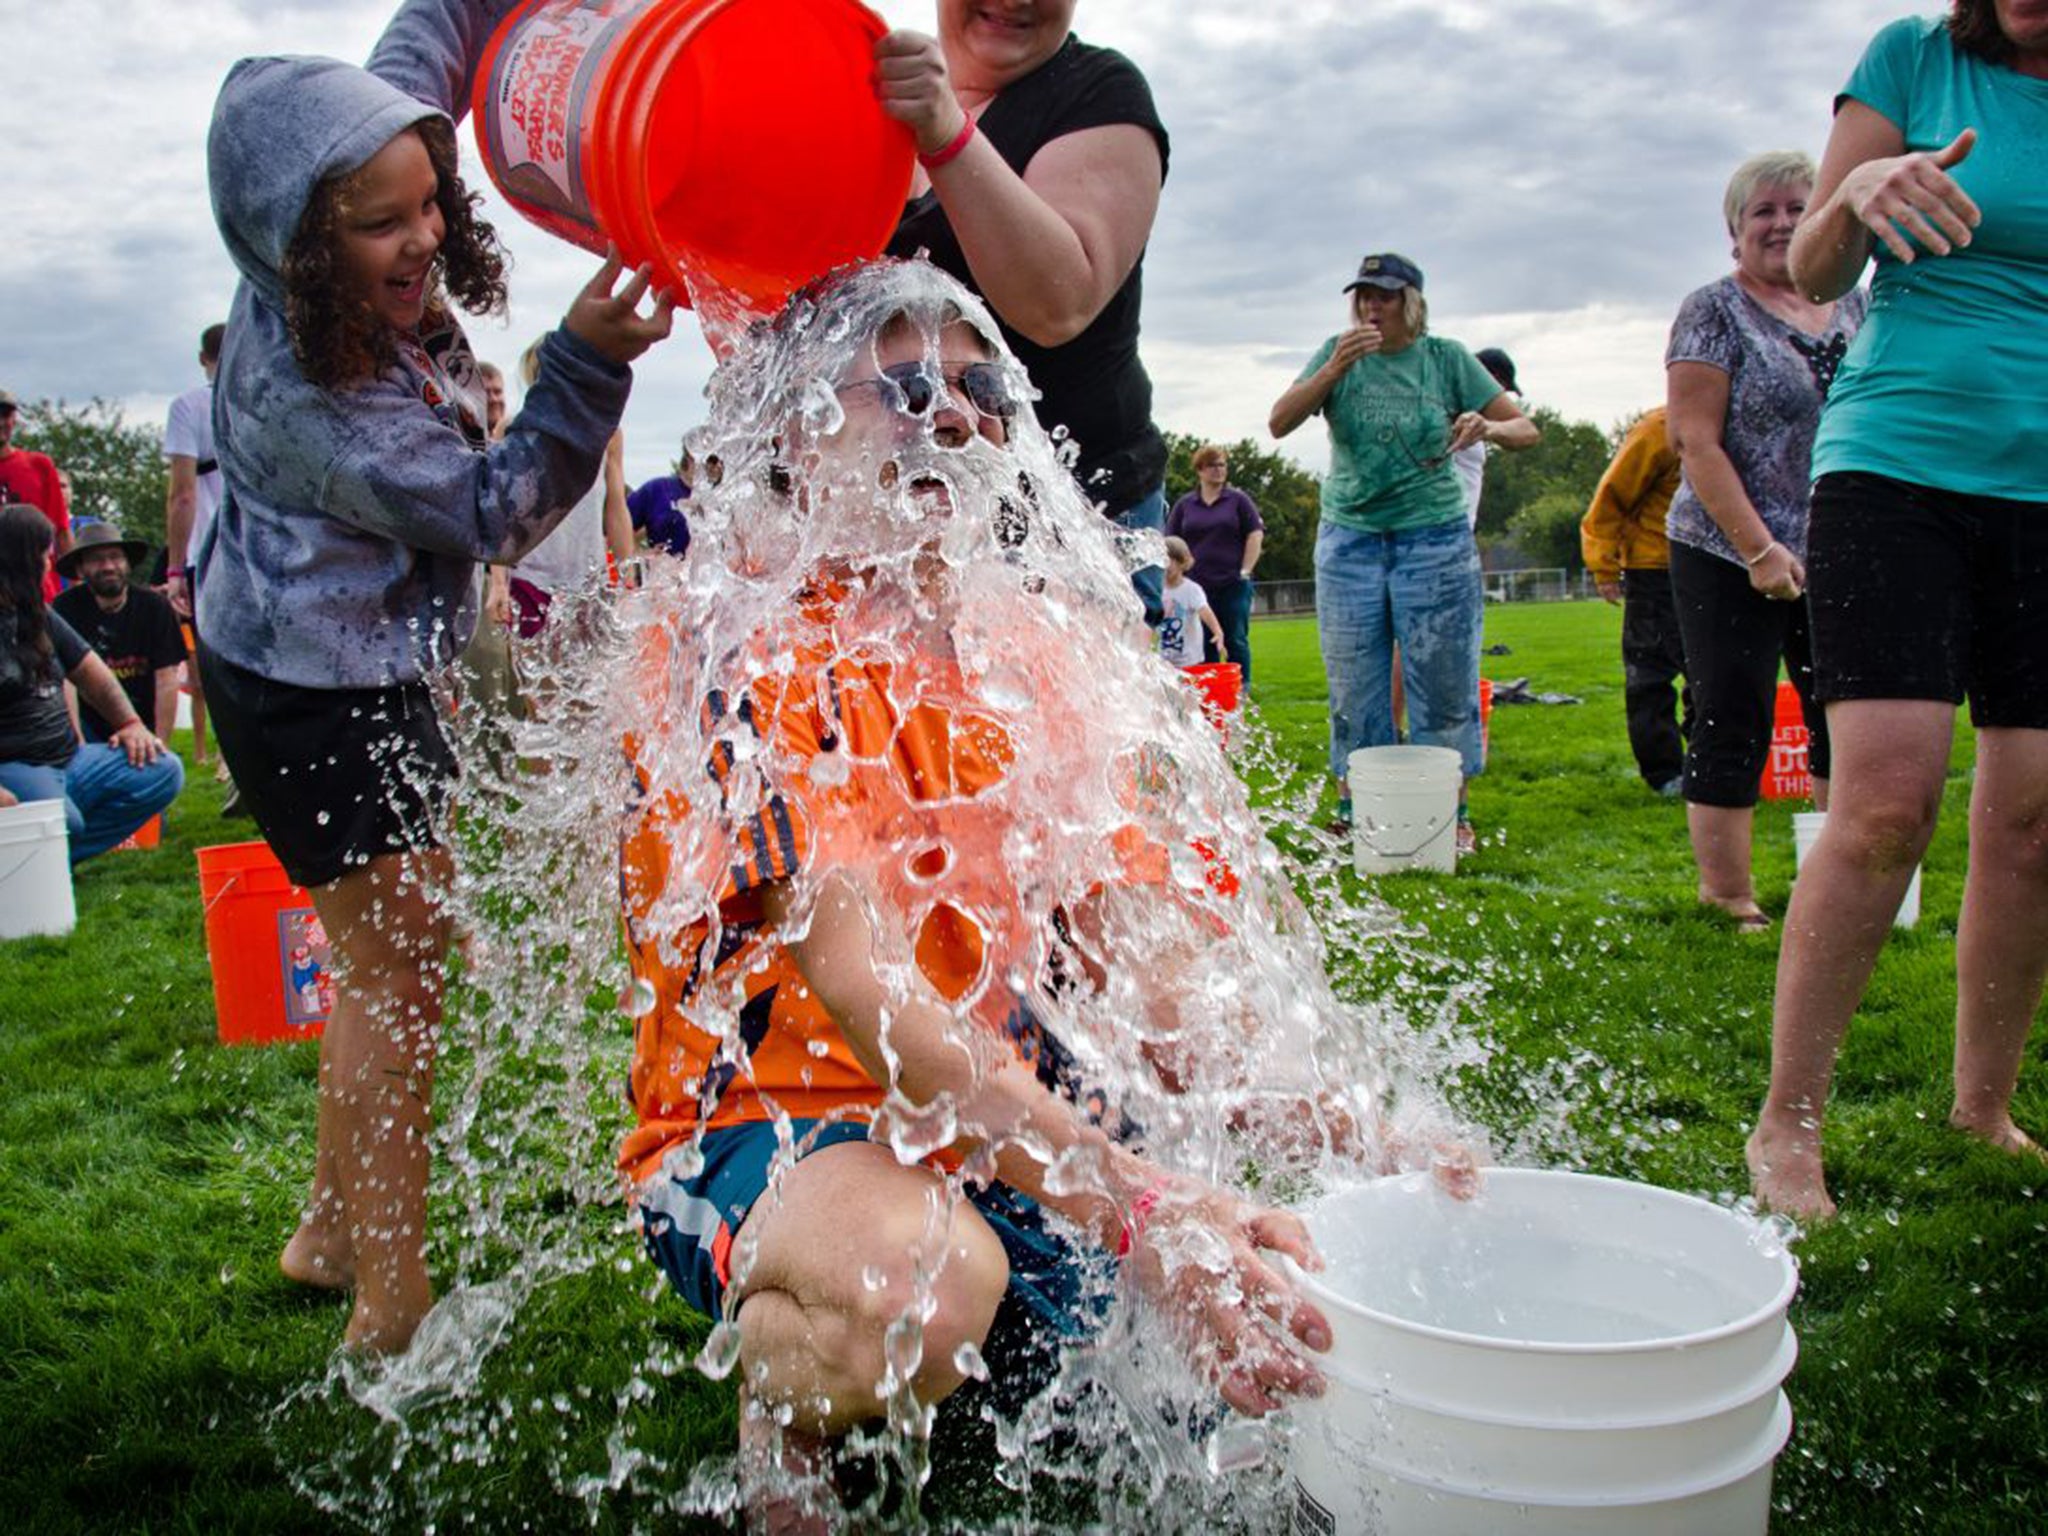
left=277, top=906, right=335, bottom=1030
left=1290, top=1480, right=1337, bottom=1536
left=477, top=0, right=643, bottom=249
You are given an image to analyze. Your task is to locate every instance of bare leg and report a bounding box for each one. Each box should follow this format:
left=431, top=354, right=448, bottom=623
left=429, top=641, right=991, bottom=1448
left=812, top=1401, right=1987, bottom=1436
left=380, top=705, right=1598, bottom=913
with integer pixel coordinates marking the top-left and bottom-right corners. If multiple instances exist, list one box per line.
left=278, top=849, right=452, bottom=1354
left=1751, top=701, right=1951, bottom=1219
left=1688, top=801, right=1766, bottom=927
left=1951, top=727, right=2048, bottom=1156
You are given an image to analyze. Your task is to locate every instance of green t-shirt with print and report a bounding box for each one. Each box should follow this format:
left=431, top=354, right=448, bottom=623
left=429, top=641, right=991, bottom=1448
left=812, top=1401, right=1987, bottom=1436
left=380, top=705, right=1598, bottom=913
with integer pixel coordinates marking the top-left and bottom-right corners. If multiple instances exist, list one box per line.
left=1300, top=333, right=1503, bottom=532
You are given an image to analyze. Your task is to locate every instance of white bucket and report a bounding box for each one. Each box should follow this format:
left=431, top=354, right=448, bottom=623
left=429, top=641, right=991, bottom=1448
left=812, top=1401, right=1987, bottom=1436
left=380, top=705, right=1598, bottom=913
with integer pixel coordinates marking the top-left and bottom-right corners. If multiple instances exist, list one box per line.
left=0, top=798, right=76, bottom=940
left=1348, top=745, right=1462, bottom=875
left=1792, top=810, right=1920, bottom=929
left=1286, top=1170, right=1799, bottom=1535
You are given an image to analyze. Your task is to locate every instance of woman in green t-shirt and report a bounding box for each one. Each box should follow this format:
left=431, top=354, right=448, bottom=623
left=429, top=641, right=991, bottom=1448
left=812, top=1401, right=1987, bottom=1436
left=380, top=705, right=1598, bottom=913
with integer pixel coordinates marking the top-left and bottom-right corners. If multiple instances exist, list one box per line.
left=1751, top=2, right=2048, bottom=1223
left=1270, top=253, right=1537, bottom=837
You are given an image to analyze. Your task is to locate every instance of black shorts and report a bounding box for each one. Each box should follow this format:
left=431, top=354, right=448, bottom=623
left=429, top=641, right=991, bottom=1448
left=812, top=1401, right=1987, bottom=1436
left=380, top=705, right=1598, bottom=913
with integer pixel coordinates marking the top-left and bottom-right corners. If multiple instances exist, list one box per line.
left=1807, top=471, right=2048, bottom=729
left=196, top=642, right=457, bottom=889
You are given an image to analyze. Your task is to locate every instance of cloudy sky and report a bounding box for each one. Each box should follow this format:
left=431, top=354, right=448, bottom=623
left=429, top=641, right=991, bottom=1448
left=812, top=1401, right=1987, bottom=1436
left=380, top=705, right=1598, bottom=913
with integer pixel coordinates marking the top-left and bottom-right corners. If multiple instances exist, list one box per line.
left=9, top=0, right=1912, bottom=484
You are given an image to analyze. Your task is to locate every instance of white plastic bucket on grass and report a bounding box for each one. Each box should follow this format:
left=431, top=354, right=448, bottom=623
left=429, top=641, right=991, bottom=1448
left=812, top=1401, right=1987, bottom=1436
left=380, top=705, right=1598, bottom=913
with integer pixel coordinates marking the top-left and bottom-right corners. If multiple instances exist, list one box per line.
left=1793, top=810, right=1919, bottom=929
left=1348, top=745, right=1461, bottom=875
left=0, top=798, right=75, bottom=940
left=1285, top=1170, right=1799, bottom=1535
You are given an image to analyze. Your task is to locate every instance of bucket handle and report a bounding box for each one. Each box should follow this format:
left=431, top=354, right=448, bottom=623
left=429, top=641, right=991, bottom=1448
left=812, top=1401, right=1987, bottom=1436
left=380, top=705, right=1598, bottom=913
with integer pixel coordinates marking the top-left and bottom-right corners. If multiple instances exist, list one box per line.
left=1355, top=807, right=1456, bottom=863
left=0, top=848, right=50, bottom=890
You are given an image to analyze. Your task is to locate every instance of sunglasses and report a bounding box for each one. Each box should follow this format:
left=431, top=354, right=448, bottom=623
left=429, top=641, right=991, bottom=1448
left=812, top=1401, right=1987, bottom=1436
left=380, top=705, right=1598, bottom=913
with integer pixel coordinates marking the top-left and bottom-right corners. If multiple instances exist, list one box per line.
left=840, top=361, right=1019, bottom=423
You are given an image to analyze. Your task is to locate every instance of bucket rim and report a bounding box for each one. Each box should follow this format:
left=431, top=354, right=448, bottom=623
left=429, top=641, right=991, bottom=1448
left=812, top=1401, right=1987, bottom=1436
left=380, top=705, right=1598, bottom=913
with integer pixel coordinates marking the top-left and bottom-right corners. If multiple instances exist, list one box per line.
left=1292, top=1169, right=1800, bottom=1356
left=1321, top=1391, right=1792, bottom=1509
left=1305, top=1322, right=1797, bottom=1430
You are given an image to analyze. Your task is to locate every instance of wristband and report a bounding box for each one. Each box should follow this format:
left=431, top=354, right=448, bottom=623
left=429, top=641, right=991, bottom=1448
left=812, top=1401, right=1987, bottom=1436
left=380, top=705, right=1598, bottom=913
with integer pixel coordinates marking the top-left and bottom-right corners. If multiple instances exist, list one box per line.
left=918, top=115, right=976, bottom=171
left=1744, top=541, right=1781, bottom=568
left=1115, top=1180, right=1169, bottom=1259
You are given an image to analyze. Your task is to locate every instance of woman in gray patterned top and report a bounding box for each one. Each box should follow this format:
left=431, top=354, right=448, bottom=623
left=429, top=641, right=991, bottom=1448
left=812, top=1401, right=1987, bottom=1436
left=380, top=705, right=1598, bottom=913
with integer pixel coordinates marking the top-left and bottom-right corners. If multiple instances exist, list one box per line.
left=1665, top=150, right=1868, bottom=934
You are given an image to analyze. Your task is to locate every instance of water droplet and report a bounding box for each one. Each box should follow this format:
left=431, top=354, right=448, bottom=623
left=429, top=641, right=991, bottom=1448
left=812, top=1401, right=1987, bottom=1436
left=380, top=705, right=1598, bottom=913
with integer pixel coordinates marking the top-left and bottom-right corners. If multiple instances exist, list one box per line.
left=951, top=1341, right=989, bottom=1382
left=622, top=978, right=658, bottom=1018
left=696, top=1321, right=743, bottom=1380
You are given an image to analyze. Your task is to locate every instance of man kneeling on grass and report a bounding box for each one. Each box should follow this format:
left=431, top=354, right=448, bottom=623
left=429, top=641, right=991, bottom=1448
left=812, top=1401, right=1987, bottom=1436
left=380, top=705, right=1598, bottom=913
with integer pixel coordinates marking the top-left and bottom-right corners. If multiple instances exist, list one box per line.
left=616, top=262, right=1470, bottom=1519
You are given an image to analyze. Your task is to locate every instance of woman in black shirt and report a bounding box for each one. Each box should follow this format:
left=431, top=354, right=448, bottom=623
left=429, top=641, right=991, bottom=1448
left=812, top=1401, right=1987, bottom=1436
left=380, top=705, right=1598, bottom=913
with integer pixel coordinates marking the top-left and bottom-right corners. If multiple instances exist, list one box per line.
left=876, top=2, right=1170, bottom=618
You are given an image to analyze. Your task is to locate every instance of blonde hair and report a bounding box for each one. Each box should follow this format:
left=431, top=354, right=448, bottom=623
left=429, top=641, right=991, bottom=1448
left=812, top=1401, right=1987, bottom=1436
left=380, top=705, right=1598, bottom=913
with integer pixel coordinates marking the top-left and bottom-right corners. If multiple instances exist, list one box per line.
left=1723, top=151, right=1815, bottom=236
left=1163, top=535, right=1193, bottom=566
left=517, top=336, right=546, bottom=389
left=1351, top=286, right=1428, bottom=336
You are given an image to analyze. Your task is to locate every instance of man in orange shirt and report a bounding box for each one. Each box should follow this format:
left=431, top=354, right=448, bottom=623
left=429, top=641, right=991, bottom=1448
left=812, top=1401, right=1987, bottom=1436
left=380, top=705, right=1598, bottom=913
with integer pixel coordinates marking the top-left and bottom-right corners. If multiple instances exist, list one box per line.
left=619, top=266, right=1393, bottom=1513
left=1582, top=405, right=1691, bottom=795
left=0, top=387, right=71, bottom=602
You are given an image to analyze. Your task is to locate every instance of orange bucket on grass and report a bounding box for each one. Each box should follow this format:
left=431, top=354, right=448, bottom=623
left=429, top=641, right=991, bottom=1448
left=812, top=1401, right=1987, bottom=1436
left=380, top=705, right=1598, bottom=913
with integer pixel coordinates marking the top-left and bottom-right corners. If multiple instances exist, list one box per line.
left=196, top=842, right=334, bottom=1045
left=1479, top=675, right=1493, bottom=758
left=472, top=0, right=914, bottom=316
left=113, top=813, right=162, bottom=852
left=1182, top=661, right=1242, bottom=743
left=1758, top=680, right=1812, bottom=801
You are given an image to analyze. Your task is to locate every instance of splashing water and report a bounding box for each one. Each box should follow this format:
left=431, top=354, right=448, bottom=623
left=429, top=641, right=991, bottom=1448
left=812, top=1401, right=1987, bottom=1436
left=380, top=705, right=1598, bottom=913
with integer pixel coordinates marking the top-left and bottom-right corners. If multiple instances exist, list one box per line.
left=263, top=260, right=1638, bottom=1531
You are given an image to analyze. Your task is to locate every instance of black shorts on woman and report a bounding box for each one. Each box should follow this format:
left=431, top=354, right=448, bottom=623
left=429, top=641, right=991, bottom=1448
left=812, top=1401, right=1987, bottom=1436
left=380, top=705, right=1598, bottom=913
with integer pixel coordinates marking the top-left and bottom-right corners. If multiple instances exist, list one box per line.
left=1808, top=470, right=2048, bottom=728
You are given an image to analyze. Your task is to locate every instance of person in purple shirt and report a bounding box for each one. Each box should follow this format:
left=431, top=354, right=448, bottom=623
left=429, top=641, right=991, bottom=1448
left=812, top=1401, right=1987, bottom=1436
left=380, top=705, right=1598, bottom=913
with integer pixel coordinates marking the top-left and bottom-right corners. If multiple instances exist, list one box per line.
left=627, top=443, right=717, bottom=558
left=1165, top=443, right=1264, bottom=681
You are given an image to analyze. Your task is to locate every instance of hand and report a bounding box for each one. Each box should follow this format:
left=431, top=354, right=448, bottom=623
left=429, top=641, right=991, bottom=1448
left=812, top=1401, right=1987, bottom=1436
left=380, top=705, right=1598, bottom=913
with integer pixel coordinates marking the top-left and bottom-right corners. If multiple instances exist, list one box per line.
left=563, top=249, right=677, bottom=366
left=109, top=719, right=165, bottom=768
left=1840, top=129, right=1981, bottom=264
left=1747, top=542, right=1805, bottom=602
left=1596, top=576, right=1622, bottom=605
left=166, top=570, right=192, bottom=619
left=1447, top=411, right=1491, bottom=454
left=1327, top=325, right=1382, bottom=374
left=1129, top=1180, right=1331, bottom=1417
left=483, top=572, right=514, bottom=630
left=0, top=785, right=17, bottom=809
left=875, top=30, right=966, bottom=155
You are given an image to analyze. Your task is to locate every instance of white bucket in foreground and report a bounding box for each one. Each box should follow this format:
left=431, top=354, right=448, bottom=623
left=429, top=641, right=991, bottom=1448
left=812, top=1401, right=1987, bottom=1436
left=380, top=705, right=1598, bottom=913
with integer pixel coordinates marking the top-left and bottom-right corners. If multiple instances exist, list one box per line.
left=1286, top=1170, right=1799, bottom=1535
left=0, top=798, right=75, bottom=940
left=1793, top=810, right=1919, bottom=928
left=1348, top=745, right=1461, bottom=875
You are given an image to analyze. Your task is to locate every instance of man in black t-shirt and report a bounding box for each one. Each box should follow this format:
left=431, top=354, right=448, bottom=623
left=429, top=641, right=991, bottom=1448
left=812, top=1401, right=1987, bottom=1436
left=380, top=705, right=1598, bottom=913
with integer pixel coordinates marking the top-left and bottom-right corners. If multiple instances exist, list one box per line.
left=51, top=523, right=187, bottom=739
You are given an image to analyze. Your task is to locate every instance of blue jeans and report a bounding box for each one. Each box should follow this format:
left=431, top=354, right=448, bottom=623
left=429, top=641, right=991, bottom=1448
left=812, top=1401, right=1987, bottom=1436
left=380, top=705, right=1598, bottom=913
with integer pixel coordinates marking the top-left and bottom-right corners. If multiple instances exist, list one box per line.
left=1204, top=576, right=1256, bottom=684
left=1315, top=518, right=1484, bottom=789
left=1111, top=484, right=1167, bottom=626
left=0, top=745, right=185, bottom=864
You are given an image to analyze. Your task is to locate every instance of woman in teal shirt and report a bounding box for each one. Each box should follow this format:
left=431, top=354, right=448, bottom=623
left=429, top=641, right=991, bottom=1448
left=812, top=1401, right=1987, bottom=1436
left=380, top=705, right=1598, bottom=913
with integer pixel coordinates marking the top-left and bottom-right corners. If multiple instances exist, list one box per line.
left=1270, top=253, right=1537, bottom=836
left=1751, top=2, right=2048, bottom=1222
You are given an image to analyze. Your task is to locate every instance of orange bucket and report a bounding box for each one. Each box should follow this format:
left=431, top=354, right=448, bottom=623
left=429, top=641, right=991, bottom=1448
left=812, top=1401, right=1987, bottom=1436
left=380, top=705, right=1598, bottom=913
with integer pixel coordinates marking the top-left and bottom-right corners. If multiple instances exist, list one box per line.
left=1181, top=662, right=1243, bottom=743
left=1758, top=680, right=1812, bottom=801
left=472, top=0, right=914, bottom=316
left=196, top=841, right=334, bottom=1045
left=113, top=813, right=162, bottom=852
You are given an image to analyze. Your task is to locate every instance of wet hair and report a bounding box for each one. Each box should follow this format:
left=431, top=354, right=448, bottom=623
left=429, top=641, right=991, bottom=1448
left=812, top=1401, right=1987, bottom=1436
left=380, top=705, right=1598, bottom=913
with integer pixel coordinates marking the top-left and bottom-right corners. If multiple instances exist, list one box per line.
left=1192, top=443, right=1228, bottom=470
left=1723, top=151, right=1815, bottom=237
left=1947, top=0, right=2016, bottom=63
left=0, top=505, right=55, bottom=663
left=199, top=323, right=226, bottom=365
left=1350, top=285, right=1428, bottom=336
left=281, top=117, right=508, bottom=389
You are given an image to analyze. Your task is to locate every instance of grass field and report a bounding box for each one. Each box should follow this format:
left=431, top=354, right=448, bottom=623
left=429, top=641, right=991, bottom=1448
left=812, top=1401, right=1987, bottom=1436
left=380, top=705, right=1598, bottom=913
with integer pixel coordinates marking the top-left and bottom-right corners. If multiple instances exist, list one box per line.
left=2, top=599, right=2042, bottom=1533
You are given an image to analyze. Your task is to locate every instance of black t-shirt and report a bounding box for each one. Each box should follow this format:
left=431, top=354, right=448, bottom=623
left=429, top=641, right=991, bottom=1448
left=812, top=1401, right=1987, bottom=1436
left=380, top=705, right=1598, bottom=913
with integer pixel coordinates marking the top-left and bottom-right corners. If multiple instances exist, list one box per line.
left=51, top=584, right=186, bottom=735
left=888, top=35, right=1170, bottom=514
left=0, top=610, right=89, bottom=767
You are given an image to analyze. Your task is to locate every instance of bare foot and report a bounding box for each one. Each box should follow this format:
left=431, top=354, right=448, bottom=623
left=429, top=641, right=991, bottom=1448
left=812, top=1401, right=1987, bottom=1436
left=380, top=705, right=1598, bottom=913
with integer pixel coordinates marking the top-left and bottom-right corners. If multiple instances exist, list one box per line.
left=279, top=1219, right=354, bottom=1292
left=1701, top=895, right=1772, bottom=935
left=1747, top=1120, right=1836, bottom=1223
left=1949, top=1111, right=2048, bottom=1161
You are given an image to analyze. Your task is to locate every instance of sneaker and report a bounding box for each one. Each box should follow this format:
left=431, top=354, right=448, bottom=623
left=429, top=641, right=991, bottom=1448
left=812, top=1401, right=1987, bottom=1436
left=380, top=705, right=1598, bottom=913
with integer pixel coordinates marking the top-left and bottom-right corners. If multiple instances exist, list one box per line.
left=1455, top=819, right=1478, bottom=858
left=1653, top=776, right=1685, bottom=798
left=222, top=781, right=252, bottom=818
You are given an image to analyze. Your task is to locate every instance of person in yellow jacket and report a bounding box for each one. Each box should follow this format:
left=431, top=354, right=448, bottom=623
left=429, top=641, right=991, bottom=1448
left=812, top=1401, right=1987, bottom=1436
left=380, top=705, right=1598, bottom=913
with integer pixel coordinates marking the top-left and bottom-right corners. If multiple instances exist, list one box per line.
left=1581, top=406, right=1690, bottom=794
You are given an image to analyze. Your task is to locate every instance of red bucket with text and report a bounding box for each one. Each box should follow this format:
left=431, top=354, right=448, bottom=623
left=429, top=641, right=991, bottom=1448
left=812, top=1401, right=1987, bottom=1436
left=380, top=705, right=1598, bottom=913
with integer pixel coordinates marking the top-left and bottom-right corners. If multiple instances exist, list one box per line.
left=196, top=842, right=334, bottom=1045
left=1182, top=662, right=1243, bottom=744
left=472, top=0, right=914, bottom=315
left=1758, top=680, right=1812, bottom=802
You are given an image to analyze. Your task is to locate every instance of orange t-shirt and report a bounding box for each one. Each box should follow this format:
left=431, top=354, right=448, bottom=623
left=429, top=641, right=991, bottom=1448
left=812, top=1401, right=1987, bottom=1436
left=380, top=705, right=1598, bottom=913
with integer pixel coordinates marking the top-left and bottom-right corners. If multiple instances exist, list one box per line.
left=617, top=600, right=1173, bottom=1188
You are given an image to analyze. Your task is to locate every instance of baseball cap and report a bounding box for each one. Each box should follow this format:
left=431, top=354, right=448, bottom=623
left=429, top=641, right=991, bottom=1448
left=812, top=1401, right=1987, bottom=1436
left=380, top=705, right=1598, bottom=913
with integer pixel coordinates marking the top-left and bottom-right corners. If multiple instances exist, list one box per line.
left=1344, top=253, right=1424, bottom=293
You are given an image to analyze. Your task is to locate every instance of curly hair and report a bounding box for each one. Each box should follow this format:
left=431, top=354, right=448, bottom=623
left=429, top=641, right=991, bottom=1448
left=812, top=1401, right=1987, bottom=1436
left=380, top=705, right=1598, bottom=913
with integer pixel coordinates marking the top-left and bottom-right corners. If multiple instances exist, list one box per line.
left=1947, top=0, right=2016, bottom=63
left=0, top=504, right=56, bottom=663
left=281, top=116, right=508, bottom=389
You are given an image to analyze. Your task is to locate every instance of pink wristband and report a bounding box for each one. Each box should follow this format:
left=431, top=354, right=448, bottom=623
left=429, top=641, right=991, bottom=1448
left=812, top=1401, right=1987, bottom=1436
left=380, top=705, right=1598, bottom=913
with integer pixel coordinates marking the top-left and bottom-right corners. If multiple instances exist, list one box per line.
left=1115, top=1181, right=1168, bottom=1259
left=918, top=115, right=976, bottom=171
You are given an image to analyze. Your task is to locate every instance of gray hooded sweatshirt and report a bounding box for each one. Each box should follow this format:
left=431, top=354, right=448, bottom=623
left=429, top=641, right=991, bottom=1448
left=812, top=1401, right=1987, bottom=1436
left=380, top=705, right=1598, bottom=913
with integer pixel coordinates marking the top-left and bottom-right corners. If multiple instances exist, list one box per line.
left=197, top=0, right=631, bottom=689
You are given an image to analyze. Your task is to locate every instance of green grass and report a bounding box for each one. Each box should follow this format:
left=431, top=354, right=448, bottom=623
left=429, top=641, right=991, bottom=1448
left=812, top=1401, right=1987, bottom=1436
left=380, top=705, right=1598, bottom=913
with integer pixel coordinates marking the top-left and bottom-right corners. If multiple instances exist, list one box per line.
left=2, top=601, right=2042, bottom=1532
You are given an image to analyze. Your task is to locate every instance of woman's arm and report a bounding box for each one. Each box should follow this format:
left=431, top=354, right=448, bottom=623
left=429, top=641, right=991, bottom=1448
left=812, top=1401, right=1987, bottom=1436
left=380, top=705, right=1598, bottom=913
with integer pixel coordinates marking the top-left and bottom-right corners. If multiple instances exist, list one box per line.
left=600, top=432, right=634, bottom=569
left=1789, top=100, right=1979, bottom=303
left=1239, top=527, right=1264, bottom=579
left=1666, top=361, right=1803, bottom=598
left=1448, top=392, right=1540, bottom=454
left=876, top=32, right=1162, bottom=347
left=1270, top=329, right=1378, bottom=439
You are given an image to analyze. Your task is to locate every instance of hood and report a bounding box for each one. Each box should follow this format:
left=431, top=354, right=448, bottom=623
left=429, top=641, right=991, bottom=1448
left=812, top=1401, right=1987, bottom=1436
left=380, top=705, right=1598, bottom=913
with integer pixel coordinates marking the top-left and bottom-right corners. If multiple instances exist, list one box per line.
left=208, top=54, right=446, bottom=307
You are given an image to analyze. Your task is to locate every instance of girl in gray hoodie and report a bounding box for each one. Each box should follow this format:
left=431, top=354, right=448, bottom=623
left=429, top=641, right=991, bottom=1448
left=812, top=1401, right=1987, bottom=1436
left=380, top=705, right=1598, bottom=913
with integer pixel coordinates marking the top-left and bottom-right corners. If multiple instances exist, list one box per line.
left=198, top=0, right=674, bottom=1355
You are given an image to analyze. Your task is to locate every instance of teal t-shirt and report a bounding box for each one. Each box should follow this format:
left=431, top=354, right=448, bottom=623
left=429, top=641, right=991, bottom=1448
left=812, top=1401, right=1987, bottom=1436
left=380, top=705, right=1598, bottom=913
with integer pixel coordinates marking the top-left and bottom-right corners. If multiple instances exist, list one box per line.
left=1811, top=16, right=2048, bottom=501
left=1299, top=334, right=1502, bottom=532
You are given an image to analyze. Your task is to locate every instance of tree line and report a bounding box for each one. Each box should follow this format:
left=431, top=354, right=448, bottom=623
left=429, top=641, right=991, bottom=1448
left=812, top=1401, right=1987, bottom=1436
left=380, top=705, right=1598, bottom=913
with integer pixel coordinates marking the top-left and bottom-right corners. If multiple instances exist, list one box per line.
left=14, top=398, right=1641, bottom=584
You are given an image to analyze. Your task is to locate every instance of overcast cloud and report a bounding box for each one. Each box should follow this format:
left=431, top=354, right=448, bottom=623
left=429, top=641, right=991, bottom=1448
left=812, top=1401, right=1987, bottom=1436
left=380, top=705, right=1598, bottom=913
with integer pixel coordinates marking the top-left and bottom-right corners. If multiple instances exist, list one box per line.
left=6, top=0, right=1910, bottom=483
